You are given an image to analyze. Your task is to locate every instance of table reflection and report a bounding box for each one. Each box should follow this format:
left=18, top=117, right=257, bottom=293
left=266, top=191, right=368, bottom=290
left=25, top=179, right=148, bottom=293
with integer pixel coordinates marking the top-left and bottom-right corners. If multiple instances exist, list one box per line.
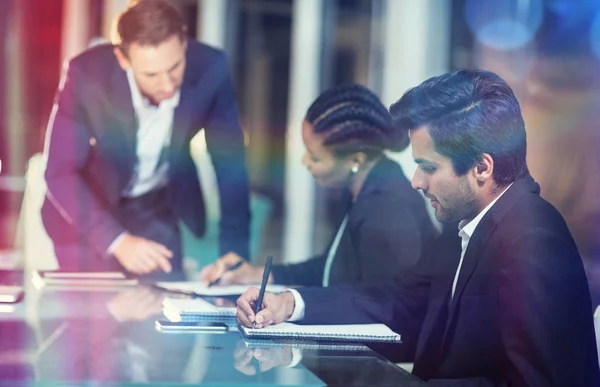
left=106, top=286, right=165, bottom=322
left=231, top=339, right=424, bottom=387
left=0, top=279, right=421, bottom=386
left=234, top=339, right=294, bottom=375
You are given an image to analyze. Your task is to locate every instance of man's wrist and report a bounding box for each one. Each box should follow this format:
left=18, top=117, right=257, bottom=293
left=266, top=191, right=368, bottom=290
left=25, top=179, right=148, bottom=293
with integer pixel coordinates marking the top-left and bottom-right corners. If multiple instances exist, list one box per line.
left=283, top=291, right=296, bottom=320
left=107, top=232, right=129, bottom=257
left=284, top=289, right=305, bottom=322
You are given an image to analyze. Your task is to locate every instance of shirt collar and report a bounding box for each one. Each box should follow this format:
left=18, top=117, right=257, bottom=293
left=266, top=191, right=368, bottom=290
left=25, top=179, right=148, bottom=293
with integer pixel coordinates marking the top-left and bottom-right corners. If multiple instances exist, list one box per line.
left=458, top=182, right=514, bottom=239
left=126, top=68, right=181, bottom=110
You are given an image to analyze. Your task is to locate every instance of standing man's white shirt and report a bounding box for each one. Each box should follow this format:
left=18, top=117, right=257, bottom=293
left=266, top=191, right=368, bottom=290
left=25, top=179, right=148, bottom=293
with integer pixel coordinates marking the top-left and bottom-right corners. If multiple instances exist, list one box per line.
left=287, top=182, right=514, bottom=322
left=125, top=68, right=181, bottom=197
left=107, top=69, right=181, bottom=253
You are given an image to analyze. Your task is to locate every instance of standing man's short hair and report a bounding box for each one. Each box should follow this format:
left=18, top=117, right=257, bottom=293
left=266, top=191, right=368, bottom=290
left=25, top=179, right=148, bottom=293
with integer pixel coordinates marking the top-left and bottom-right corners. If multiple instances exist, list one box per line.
left=112, top=0, right=187, bottom=56
left=390, top=69, right=529, bottom=185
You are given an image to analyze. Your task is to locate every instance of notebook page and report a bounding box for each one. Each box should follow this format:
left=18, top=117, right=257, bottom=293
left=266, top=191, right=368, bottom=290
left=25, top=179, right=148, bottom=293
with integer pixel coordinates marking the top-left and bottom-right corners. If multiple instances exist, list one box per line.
left=155, top=282, right=287, bottom=296
left=162, top=298, right=236, bottom=317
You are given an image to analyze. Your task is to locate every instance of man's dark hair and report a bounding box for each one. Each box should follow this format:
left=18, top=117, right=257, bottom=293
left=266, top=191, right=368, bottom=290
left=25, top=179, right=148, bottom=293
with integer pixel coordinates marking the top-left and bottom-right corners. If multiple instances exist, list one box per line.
left=113, top=0, right=186, bottom=56
left=390, top=69, right=529, bottom=185
left=306, top=84, right=409, bottom=159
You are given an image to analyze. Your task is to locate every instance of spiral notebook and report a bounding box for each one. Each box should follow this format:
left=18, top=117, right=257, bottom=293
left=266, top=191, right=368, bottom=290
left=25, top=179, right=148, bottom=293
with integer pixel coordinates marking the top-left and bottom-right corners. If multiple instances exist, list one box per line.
left=239, top=322, right=401, bottom=343
left=162, top=297, right=237, bottom=323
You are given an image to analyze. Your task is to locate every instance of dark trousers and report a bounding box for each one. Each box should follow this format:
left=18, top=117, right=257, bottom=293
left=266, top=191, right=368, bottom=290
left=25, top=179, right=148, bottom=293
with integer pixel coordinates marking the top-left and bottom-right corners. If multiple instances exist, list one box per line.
left=53, top=188, right=183, bottom=279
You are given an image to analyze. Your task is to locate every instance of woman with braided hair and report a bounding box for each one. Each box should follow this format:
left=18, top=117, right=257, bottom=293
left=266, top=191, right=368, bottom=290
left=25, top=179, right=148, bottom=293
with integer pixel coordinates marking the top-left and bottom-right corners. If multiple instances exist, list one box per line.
left=201, top=84, right=437, bottom=287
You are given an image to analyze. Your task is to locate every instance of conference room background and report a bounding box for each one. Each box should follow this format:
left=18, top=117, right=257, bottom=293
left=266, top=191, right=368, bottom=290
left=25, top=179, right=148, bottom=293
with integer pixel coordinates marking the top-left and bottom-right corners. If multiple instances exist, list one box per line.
left=0, top=0, right=599, bottom=301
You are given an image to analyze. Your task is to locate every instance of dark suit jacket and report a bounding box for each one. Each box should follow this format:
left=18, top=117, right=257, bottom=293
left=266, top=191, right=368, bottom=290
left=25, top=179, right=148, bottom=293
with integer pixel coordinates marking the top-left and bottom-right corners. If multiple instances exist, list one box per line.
left=42, top=40, right=251, bottom=260
left=297, top=175, right=600, bottom=386
left=271, top=156, right=437, bottom=286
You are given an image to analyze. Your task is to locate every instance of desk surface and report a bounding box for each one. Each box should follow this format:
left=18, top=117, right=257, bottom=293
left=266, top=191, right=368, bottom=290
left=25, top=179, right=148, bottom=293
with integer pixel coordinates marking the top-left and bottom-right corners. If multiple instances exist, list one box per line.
left=0, top=275, right=424, bottom=386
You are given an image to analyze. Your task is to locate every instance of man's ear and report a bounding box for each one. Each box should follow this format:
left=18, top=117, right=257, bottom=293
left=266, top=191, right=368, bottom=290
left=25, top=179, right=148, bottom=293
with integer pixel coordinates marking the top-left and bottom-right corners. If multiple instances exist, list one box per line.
left=113, top=47, right=130, bottom=71
left=473, top=153, right=494, bottom=182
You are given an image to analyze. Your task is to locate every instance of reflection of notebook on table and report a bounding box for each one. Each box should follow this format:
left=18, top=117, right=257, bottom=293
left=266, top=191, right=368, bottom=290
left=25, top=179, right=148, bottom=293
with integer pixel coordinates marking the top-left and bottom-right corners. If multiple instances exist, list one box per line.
left=162, top=298, right=237, bottom=323
left=240, top=323, right=401, bottom=344
left=244, top=339, right=371, bottom=352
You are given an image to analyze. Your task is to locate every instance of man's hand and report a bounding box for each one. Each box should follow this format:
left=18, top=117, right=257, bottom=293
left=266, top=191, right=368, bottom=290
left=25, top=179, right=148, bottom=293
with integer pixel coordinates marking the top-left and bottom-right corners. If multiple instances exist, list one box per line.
left=200, top=252, right=272, bottom=286
left=112, top=234, right=173, bottom=275
left=236, top=288, right=295, bottom=328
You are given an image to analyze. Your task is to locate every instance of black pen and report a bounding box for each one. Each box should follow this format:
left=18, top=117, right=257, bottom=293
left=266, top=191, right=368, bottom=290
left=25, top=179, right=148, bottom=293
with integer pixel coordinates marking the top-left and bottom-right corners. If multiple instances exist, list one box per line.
left=253, top=255, right=273, bottom=328
left=208, top=260, right=244, bottom=287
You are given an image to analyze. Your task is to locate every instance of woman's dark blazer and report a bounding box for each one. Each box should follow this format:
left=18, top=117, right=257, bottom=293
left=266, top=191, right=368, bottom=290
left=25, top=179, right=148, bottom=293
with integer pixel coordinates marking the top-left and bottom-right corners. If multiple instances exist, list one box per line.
left=271, top=156, right=437, bottom=286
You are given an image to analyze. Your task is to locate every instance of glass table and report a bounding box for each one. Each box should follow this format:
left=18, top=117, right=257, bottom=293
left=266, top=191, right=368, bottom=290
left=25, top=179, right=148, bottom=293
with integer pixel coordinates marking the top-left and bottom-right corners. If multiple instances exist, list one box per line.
left=0, top=274, right=424, bottom=386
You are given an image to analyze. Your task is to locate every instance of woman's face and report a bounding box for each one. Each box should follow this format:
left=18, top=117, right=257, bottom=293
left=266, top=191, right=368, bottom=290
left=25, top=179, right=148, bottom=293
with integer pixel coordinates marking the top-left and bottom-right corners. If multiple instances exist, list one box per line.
left=301, top=120, right=354, bottom=188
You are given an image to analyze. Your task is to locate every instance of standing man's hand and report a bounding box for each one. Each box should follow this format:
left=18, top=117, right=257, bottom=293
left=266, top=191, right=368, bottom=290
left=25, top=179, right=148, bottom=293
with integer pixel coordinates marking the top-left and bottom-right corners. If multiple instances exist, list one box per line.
left=113, top=234, right=173, bottom=275
left=236, top=288, right=295, bottom=328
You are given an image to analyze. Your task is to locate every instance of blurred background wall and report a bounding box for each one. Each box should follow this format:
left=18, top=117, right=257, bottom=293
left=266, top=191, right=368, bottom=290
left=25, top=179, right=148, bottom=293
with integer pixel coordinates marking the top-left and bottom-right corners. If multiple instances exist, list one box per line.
left=1, top=0, right=599, bottom=300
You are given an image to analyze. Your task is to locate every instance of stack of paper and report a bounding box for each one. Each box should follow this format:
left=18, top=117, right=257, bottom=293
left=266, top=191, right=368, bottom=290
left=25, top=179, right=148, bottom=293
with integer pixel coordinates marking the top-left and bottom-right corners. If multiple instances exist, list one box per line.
left=162, top=297, right=237, bottom=323
left=0, top=285, right=24, bottom=303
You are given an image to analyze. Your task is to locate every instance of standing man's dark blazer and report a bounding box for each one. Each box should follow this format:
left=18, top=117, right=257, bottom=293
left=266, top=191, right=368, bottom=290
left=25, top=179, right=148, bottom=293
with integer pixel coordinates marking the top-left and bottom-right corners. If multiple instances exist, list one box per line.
left=296, top=175, right=600, bottom=386
left=42, top=40, right=251, bottom=264
left=271, top=156, right=438, bottom=286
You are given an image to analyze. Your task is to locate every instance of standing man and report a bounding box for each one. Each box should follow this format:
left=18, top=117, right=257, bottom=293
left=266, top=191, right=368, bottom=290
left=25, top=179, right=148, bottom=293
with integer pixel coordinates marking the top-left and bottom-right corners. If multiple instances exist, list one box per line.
left=42, top=0, right=250, bottom=277
left=236, top=69, right=600, bottom=385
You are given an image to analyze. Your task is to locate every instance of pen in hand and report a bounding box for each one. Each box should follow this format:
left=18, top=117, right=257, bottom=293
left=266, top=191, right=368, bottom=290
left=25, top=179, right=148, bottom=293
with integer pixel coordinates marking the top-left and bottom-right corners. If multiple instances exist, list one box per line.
left=208, top=260, right=244, bottom=287
left=253, top=255, right=273, bottom=329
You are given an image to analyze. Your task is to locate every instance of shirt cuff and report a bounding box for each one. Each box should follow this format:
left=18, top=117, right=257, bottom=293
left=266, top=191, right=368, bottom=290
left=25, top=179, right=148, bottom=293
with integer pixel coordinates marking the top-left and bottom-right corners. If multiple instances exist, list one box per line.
left=107, top=232, right=127, bottom=256
left=285, top=288, right=305, bottom=322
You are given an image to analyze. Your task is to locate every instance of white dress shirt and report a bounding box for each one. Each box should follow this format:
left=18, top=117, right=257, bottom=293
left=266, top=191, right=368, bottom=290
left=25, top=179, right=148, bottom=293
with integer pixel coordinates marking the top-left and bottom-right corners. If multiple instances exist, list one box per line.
left=107, top=69, right=181, bottom=253
left=322, top=215, right=349, bottom=287
left=125, top=68, right=180, bottom=197
left=287, top=183, right=514, bottom=321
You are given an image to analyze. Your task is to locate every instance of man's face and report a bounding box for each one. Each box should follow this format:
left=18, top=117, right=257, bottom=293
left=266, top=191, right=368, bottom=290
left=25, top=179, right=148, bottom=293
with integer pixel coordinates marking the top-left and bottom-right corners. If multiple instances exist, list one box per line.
left=116, top=34, right=186, bottom=105
left=410, top=126, right=479, bottom=224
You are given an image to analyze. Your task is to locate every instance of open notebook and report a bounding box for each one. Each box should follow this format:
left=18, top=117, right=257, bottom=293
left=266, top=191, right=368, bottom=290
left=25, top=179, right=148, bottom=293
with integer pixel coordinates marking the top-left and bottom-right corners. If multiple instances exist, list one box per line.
left=240, top=322, right=401, bottom=343
left=162, top=297, right=237, bottom=322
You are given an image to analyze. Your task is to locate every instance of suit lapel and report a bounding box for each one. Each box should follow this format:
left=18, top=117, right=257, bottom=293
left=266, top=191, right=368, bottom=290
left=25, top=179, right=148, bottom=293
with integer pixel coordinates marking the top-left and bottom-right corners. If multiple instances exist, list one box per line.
left=413, top=243, right=460, bottom=378
left=108, top=66, right=137, bottom=172
left=169, top=45, right=202, bottom=165
left=169, top=83, right=194, bottom=162
left=446, top=219, right=497, bottom=324
left=444, top=175, right=538, bottom=335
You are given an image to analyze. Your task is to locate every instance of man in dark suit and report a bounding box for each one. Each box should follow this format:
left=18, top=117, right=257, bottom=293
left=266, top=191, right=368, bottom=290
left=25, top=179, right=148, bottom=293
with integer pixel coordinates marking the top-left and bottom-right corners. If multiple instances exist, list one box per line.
left=42, top=0, right=250, bottom=277
left=236, top=69, right=600, bottom=386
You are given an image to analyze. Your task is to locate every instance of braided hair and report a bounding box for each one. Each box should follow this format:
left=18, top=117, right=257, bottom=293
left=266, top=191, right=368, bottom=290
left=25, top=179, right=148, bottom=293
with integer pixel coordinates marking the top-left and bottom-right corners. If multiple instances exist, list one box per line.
left=305, top=84, right=409, bottom=159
